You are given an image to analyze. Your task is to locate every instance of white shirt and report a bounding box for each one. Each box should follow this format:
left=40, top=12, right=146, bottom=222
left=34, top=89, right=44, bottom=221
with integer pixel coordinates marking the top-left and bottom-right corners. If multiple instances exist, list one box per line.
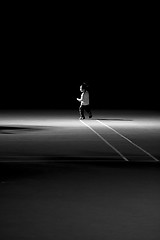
left=81, top=91, right=89, bottom=105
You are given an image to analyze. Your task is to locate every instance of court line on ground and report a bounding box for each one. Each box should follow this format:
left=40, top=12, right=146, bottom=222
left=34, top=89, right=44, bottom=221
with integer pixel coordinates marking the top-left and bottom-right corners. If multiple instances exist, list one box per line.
left=80, top=120, right=128, bottom=161
left=97, top=120, right=159, bottom=162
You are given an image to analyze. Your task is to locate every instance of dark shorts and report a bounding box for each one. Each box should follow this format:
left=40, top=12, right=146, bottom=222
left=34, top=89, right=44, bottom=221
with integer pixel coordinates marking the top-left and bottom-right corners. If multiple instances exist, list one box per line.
left=79, top=104, right=92, bottom=118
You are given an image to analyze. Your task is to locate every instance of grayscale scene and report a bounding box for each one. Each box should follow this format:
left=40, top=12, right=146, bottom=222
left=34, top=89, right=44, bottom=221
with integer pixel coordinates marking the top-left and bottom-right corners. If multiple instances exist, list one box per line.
left=0, top=4, right=160, bottom=240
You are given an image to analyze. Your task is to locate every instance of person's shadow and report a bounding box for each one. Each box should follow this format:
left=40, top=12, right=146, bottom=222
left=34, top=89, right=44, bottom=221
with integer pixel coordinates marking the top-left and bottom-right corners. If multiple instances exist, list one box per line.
left=96, top=118, right=133, bottom=121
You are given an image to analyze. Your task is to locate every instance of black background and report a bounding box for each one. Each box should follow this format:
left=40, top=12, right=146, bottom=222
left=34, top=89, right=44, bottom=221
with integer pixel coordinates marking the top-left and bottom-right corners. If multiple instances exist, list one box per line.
left=1, top=4, right=159, bottom=111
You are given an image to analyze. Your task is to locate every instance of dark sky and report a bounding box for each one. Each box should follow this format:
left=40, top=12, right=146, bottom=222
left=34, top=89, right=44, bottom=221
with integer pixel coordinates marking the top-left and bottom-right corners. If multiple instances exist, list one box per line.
left=1, top=6, right=159, bottom=111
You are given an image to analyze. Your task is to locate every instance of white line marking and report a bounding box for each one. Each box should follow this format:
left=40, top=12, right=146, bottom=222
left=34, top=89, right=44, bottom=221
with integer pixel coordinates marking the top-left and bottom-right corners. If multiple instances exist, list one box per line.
left=97, top=120, right=159, bottom=162
left=80, top=120, right=128, bottom=161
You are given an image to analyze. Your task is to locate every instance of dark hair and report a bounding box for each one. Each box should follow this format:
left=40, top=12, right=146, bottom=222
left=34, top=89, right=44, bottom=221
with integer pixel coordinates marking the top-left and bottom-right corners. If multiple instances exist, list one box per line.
left=81, top=82, right=89, bottom=90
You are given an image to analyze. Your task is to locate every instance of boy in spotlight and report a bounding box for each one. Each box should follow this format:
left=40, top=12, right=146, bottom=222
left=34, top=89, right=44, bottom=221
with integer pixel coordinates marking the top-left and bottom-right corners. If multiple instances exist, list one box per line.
left=76, top=83, right=92, bottom=120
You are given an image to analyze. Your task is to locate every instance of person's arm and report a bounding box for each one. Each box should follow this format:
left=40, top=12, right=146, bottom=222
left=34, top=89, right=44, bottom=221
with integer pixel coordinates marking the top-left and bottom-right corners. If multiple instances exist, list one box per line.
left=77, top=93, right=84, bottom=102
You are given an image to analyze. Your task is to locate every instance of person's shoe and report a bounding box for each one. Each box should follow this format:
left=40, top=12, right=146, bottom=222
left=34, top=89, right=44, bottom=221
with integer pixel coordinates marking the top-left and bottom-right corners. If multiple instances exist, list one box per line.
left=79, top=117, right=85, bottom=120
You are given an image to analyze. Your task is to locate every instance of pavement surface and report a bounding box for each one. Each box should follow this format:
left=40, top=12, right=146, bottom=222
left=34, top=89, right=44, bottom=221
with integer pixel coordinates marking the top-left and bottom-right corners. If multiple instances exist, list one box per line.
left=0, top=110, right=160, bottom=239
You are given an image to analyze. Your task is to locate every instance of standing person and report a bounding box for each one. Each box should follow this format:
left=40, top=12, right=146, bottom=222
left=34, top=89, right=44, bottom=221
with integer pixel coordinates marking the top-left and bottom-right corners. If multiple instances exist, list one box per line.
left=76, top=82, right=92, bottom=120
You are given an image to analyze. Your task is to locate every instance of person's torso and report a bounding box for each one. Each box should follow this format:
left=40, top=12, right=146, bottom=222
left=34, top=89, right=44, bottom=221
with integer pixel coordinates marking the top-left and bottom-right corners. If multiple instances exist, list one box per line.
left=81, top=91, right=89, bottom=105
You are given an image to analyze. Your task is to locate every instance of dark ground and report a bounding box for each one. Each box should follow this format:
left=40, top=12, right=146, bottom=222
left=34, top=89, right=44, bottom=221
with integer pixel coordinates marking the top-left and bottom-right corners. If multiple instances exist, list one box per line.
left=0, top=162, right=160, bottom=240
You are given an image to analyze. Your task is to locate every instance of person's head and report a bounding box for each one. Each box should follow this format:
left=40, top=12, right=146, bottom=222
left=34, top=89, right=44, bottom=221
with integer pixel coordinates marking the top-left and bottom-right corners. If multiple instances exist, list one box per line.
left=80, top=82, right=88, bottom=92
left=80, top=85, right=85, bottom=92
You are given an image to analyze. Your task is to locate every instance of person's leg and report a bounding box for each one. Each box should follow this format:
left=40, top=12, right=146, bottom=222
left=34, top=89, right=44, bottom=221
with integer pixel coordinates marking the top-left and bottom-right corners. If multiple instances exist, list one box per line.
left=79, top=105, right=85, bottom=119
left=85, top=105, right=92, bottom=118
